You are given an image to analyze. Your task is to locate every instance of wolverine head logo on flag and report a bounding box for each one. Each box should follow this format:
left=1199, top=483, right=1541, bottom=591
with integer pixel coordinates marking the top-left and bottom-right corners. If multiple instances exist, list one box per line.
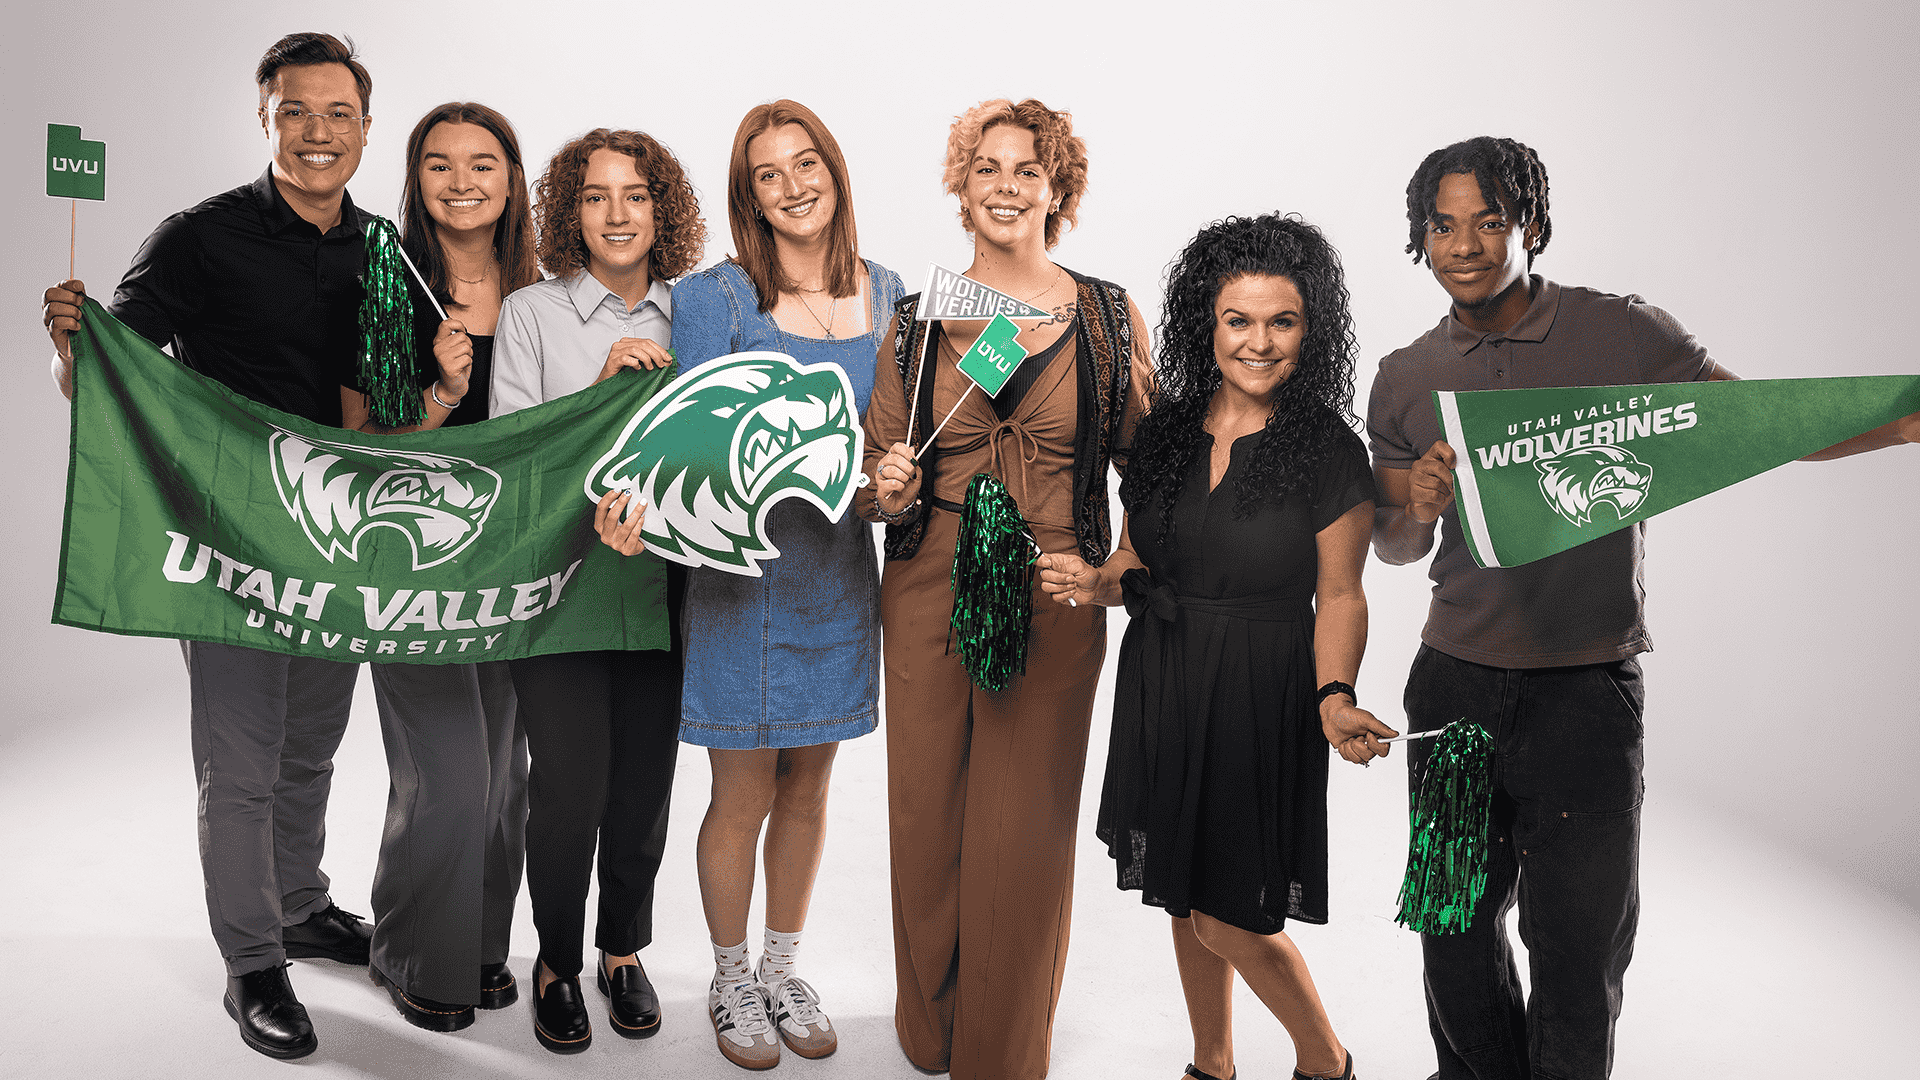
left=268, top=431, right=502, bottom=570
left=1535, top=445, right=1653, bottom=527
left=584, top=352, right=863, bottom=576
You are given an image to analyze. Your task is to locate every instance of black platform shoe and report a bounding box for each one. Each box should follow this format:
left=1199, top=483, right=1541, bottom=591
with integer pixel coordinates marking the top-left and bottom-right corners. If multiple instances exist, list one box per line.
left=480, top=962, right=518, bottom=1010
left=533, top=966, right=592, bottom=1054
left=282, top=902, right=372, bottom=965
left=371, top=965, right=476, bottom=1032
left=225, top=964, right=317, bottom=1060
left=595, top=951, right=661, bottom=1038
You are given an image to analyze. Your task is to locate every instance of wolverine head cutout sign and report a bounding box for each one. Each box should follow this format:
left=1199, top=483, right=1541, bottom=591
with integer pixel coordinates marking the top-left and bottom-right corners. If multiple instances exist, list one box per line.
left=585, top=352, right=865, bottom=576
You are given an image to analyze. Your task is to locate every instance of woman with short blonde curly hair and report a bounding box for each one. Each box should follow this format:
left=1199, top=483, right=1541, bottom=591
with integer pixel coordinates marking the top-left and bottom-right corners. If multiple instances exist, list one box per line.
left=491, top=126, right=705, bottom=1054
left=939, top=97, right=1088, bottom=250
left=861, top=97, right=1152, bottom=1080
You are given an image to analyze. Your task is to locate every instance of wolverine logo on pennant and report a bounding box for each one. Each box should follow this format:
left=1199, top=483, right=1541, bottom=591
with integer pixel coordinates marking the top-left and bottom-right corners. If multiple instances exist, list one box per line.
left=1535, top=445, right=1653, bottom=527
left=269, top=431, right=502, bottom=571
left=584, top=352, right=864, bottom=576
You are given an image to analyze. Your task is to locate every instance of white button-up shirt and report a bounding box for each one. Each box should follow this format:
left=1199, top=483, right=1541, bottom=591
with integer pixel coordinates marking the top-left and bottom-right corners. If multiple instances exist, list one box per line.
left=490, top=269, right=673, bottom=417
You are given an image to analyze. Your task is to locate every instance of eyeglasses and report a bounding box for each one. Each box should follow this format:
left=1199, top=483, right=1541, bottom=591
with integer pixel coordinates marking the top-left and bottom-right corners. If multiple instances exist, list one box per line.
left=266, top=105, right=368, bottom=134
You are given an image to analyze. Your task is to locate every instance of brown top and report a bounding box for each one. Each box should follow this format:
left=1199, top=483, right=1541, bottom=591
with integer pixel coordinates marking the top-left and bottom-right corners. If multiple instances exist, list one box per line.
left=862, top=303, right=1154, bottom=536
left=1367, top=276, right=1716, bottom=667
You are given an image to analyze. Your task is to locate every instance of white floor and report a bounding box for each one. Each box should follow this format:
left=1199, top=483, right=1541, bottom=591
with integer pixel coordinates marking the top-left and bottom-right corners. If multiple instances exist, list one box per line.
left=3, top=648, right=1917, bottom=1080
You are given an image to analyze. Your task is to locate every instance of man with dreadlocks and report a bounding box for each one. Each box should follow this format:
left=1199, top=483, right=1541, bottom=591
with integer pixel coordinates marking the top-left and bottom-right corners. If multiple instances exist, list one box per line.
left=1367, top=136, right=1918, bottom=1080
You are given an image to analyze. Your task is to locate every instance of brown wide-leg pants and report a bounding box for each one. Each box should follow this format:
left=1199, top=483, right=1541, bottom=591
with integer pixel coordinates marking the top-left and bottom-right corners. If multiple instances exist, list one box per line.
left=885, top=511, right=1106, bottom=1080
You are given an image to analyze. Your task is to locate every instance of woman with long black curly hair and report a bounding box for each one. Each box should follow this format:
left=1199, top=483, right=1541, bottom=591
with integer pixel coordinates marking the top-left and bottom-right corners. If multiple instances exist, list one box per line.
left=1039, top=213, right=1396, bottom=1080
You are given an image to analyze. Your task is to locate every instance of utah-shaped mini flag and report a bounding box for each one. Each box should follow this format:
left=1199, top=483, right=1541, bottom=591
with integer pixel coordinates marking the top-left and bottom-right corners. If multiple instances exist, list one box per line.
left=955, top=313, right=1030, bottom=396
left=47, top=124, right=106, bottom=201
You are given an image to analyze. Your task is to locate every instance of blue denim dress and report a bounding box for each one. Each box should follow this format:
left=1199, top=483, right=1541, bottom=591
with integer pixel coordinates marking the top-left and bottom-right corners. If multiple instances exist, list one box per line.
left=669, top=259, right=903, bottom=748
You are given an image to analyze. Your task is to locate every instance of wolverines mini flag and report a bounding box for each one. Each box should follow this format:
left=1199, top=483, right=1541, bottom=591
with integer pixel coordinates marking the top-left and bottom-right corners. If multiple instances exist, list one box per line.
left=917, top=263, right=1052, bottom=322
left=1434, top=376, right=1920, bottom=568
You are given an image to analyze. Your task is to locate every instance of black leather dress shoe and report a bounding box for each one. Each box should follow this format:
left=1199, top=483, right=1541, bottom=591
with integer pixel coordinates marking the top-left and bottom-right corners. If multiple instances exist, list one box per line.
left=283, top=902, right=372, bottom=965
left=479, top=962, right=518, bottom=1010
left=225, top=964, right=317, bottom=1060
left=533, top=970, right=592, bottom=1054
left=595, top=952, right=661, bottom=1038
left=371, top=965, right=475, bottom=1032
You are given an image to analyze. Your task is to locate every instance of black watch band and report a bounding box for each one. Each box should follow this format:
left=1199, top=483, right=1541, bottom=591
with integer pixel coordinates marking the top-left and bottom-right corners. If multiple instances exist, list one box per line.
left=1315, top=680, right=1357, bottom=706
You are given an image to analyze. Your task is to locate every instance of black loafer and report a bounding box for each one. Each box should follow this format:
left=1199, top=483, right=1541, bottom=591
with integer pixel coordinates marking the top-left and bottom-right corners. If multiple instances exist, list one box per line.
left=533, top=970, right=592, bottom=1054
left=283, top=902, right=372, bottom=965
left=225, top=964, right=317, bottom=1060
left=480, top=962, right=518, bottom=1010
left=371, top=965, right=475, bottom=1032
left=595, top=951, right=661, bottom=1038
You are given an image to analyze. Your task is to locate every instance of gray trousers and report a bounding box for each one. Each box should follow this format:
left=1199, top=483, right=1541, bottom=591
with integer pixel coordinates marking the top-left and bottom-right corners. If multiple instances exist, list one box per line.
left=185, top=641, right=358, bottom=977
left=186, top=642, right=500, bottom=1005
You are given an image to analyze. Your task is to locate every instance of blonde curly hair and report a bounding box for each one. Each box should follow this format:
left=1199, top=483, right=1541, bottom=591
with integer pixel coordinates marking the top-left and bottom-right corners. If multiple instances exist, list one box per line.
left=941, top=98, right=1087, bottom=249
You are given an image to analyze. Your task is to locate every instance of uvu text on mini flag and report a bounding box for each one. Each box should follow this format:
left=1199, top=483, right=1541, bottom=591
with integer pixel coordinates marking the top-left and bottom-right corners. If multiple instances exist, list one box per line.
left=910, top=263, right=1052, bottom=454
left=1434, top=376, right=1920, bottom=568
left=47, top=123, right=107, bottom=280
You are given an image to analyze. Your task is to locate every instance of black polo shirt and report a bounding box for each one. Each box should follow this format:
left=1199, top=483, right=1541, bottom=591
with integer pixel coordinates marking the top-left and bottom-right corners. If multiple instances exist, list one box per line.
left=110, top=167, right=372, bottom=426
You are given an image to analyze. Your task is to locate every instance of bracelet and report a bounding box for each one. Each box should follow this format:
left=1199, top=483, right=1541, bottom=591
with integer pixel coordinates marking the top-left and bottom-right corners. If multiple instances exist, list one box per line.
left=1315, top=680, right=1357, bottom=706
left=430, top=383, right=462, bottom=410
left=875, top=497, right=921, bottom=525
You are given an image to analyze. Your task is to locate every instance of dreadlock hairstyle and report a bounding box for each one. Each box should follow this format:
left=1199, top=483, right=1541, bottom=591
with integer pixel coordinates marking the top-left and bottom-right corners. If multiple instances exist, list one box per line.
left=1404, top=136, right=1552, bottom=264
left=1120, top=213, right=1359, bottom=547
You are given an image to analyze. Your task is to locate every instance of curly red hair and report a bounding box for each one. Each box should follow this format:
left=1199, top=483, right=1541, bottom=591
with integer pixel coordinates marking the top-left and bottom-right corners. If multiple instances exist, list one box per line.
left=941, top=98, right=1087, bottom=249
left=533, top=128, right=706, bottom=280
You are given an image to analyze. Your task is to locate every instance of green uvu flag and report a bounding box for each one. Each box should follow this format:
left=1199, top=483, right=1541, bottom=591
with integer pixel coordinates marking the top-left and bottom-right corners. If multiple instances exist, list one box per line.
left=955, top=313, right=1030, bottom=396
left=47, top=124, right=106, bottom=201
left=54, top=299, right=675, bottom=663
left=1435, top=376, right=1920, bottom=568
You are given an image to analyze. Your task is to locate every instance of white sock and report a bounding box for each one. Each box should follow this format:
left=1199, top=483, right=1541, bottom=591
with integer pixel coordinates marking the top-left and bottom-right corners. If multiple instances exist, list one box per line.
left=758, top=926, right=803, bottom=983
left=713, top=938, right=753, bottom=990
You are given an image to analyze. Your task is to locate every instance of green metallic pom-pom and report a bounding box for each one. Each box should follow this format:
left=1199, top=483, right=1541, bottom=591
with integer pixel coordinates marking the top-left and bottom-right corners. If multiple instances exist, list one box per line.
left=1395, top=719, right=1495, bottom=935
left=948, top=472, right=1034, bottom=692
left=357, top=217, right=424, bottom=428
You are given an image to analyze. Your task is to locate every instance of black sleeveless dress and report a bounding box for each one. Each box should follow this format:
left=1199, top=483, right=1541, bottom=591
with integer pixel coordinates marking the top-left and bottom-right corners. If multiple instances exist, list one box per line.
left=1097, top=424, right=1373, bottom=934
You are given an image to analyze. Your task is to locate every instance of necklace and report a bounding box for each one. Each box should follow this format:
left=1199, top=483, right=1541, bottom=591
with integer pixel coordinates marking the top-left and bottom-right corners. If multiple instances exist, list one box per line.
left=449, top=257, right=494, bottom=286
left=1020, top=266, right=1065, bottom=303
left=798, top=291, right=841, bottom=339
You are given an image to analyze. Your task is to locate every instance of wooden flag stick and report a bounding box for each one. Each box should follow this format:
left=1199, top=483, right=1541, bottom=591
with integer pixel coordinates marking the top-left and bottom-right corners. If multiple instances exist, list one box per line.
left=917, top=382, right=975, bottom=458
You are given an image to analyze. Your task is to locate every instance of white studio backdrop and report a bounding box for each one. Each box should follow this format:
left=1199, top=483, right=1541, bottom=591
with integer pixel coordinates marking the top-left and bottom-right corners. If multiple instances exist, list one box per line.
left=2, top=0, right=1915, bottom=911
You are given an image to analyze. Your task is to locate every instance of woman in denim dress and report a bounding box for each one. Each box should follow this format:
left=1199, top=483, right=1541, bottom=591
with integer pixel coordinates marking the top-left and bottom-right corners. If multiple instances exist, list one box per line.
left=668, top=100, right=899, bottom=1071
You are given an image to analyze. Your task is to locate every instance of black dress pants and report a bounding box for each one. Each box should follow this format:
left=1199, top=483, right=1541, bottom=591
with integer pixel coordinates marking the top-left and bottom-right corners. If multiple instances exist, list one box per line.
left=509, top=641, right=681, bottom=978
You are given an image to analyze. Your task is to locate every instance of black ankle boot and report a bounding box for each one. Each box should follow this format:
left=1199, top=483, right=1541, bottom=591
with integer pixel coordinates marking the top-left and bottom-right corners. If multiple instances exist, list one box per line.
left=225, top=964, right=317, bottom=1059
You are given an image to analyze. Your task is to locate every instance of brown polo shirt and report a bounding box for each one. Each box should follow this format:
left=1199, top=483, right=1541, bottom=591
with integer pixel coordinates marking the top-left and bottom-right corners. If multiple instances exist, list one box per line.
left=1367, top=275, right=1715, bottom=668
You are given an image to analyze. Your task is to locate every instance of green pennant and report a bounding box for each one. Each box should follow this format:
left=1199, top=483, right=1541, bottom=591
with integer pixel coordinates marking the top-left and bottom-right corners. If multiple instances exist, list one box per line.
left=46, top=124, right=106, bottom=201
left=1433, top=376, right=1920, bottom=568
left=956, top=313, right=1030, bottom=396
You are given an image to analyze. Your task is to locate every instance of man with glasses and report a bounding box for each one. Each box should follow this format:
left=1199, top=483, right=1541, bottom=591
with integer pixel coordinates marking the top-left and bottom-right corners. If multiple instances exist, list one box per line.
left=41, top=32, right=494, bottom=1058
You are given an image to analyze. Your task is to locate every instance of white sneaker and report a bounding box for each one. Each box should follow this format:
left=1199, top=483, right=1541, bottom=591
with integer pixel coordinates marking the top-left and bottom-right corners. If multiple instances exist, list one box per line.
left=709, top=978, right=780, bottom=1070
left=762, top=973, right=836, bottom=1059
